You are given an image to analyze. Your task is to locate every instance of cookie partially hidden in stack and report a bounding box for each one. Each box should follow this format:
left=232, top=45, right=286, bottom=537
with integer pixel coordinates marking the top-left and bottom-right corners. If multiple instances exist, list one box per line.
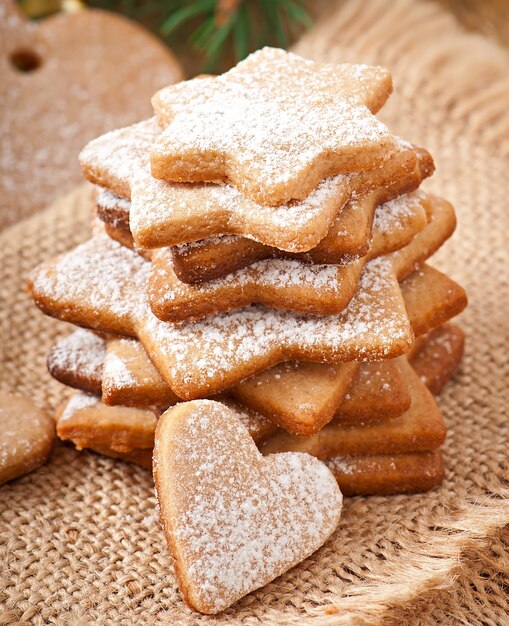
left=30, top=48, right=467, bottom=614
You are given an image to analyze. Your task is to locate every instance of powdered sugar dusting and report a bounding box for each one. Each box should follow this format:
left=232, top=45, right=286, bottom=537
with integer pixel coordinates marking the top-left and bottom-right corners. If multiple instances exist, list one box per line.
left=32, top=235, right=413, bottom=396
left=32, top=232, right=149, bottom=335
left=82, top=115, right=408, bottom=252
left=156, top=400, right=342, bottom=612
left=374, top=191, right=424, bottom=234
left=59, top=392, right=98, bottom=422
left=79, top=118, right=159, bottom=198
left=152, top=48, right=394, bottom=202
left=103, top=351, right=136, bottom=387
left=95, top=187, right=131, bottom=212
left=49, top=329, right=105, bottom=381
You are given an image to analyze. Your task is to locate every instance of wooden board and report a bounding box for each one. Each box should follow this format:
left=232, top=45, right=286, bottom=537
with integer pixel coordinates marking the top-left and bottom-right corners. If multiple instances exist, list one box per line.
left=0, top=0, right=184, bottom=230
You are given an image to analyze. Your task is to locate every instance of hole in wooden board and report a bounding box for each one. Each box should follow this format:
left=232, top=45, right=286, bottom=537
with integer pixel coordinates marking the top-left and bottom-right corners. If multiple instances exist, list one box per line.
left=9, top=49, right=42, bottom=72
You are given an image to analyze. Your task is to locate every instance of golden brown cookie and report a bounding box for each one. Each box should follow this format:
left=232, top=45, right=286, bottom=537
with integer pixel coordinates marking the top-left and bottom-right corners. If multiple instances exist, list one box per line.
left=0, top=392, right=55, bottom=485
left=55, top=392, right=275, bottom=455
left=54, top=324, right=463, bottom=434
left=55, top=393, right=157, bottom=454
left=326, top=450, right=444, bottom=497
left=260, top=361, right=446, bottom=458
left=81, top=118, right=417, bottom=253
left=151, top=48, right=399, bottom=206
left=31, top=225, right=467, bottom=400
left=333, top=359, right=411, bottom=424
left=169, top=149, right=434, bottom=282
left=153, top=399, right=343, bottom=614
left=147, top=191, right=450, bottom=321
left=401, top=265, right=467, bottom=338
left=30, top=234, right=416, bottom=398
left=102, top=337, right=179, bottom=408
left=47, top=329, right=105, bottom=395
left=409, top=323, right=465, bottom=394
left=235, top=357, right=411, bottom=434
left=96, top=145, right=433, bottom=282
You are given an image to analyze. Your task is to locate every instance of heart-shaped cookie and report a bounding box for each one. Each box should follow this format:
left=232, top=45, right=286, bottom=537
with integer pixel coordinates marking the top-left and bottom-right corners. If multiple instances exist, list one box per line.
left=153, top=400, right=343, bottom=614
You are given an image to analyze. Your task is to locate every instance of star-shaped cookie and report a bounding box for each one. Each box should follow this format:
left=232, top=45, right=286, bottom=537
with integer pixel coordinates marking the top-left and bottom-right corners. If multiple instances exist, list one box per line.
left=151, top=47, right=397, bottom=205
left=80, top=118, right=417, bottom=253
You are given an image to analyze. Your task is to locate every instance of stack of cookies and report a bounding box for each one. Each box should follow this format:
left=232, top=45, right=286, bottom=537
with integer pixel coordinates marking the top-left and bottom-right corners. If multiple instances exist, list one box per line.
left=31, top=47, right=467, bottom=498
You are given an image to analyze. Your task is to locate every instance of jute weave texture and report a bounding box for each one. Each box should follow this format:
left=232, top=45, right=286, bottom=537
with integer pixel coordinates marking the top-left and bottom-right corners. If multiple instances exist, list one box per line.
left=1, top=0, right=509, bottom=624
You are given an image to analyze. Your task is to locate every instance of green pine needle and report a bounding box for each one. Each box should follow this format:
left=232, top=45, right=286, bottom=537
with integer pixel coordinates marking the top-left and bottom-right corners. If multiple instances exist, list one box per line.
left=87, top=0, right=312, bottom=72
left=160, top=0, right=217, bottom=36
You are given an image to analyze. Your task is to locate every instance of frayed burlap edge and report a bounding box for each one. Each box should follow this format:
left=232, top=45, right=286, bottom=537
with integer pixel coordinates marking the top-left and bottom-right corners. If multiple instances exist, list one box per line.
left=311, top=490, right=509, bottom=625
left=2, top=1, right=509, bottom=624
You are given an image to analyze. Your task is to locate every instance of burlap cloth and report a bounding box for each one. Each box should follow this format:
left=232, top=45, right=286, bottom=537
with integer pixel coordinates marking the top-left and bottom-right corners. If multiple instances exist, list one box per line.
left=1, top=0, right=509, bottom=623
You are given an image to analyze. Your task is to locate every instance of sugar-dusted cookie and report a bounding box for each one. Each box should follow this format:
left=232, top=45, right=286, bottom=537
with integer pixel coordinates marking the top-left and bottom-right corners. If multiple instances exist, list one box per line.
left=49, top=321, right=458, bottom=438
left=409, top=323, right=465, bottom=394
left=151, top=48, right=400, bottom=205
left=55, top=391, right=275, bottom=452
left=400, top=265, right=467, bottom=338
left=148, top=191, right=449, bottom=321
left=96, top=145, right=433, bottom=282
left=31, top=230, right=467, bottom=399
left=261, top=361, right=446, bottom=458
left=56, top=322, right=460, bottom=496
left=55, top=392, right=157, bottom=454
left=52, top=328, right=412, bottom=435
left=30, top=234, right=413, bottom=396
left=47, top=328, right=105, bottom=395
left=81, top=118, right=417, bottom=253
left=333, top=359, right=411, bottom=424
left=102, top=337, right=179, bottom=408
left=153, top=399, right=343, bottom=614
left=169, top=157, right=433, bottom=282
left=0, top=392, right=55, bottom=485
left=326, top=450, right=444, bottom=497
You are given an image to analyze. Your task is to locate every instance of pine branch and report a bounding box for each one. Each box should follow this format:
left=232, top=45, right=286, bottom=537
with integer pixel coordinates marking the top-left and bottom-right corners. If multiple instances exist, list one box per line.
left=86, top=0, right=312, bottom=71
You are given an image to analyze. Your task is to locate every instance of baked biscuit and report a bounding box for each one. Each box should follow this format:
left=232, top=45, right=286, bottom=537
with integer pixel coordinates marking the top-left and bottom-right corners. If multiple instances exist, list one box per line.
left=75, top=445, right=445, bottom=497
left=31, top=229, right=467, bottom=399
left=96, top=146, right=433, bottom=282
left=51, top=331, right=413, bottom=434
left=0, top=392, right=55, bottom=485
left=47, top=328, right=105, bottom=395
left=30, top=235, right=414, bottom=398
left=326, top=450, right=444, bottom=497
left=260, top=361, right=446, bottom=458
left=153, top=399, right=343, bottom=614
left=169, top=151, right=434, bottom=282
left=148, top=192, right=451, bottom=321
left=151, top=48, right=399, bottom=205
left=235, top=358, right=411, bottom=434
left=102, top=337, right=179, bottom=408
left=81, top=117, right=418, bottom=253
left=56, top=392, right=157, bottom=454
left=409, top=323, right=465, bottom=394
left=53, top=322, right=463, bottom=437
left=56, top=392, right=275, bottom=455
left=52, top=322, right=463, bottom=443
